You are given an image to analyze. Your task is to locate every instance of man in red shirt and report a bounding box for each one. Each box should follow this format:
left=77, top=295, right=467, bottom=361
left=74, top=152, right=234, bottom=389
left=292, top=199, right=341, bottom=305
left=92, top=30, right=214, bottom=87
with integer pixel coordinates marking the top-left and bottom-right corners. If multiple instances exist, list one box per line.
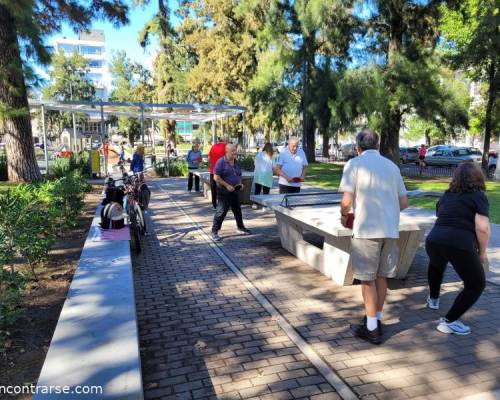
left=208, top=137, right=226, bottom=209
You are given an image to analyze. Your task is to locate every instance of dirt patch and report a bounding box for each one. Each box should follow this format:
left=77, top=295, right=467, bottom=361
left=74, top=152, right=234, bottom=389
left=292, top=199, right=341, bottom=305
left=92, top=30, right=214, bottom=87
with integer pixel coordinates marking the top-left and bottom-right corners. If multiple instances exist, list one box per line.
left=0, top=186, right=101, bottom=400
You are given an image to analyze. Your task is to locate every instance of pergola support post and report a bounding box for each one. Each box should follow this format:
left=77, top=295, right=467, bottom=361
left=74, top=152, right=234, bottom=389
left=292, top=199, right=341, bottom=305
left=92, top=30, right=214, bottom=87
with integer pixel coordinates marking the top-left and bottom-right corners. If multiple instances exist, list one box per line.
left=100, top=103, right=107, bottom=176
left=41, top=104, right=49, bottom=175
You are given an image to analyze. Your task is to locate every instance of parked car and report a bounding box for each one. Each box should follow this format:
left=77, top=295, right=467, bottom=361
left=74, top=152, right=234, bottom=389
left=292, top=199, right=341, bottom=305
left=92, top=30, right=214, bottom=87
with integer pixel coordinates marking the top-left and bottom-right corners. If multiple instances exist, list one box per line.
left=424, top=147, right=482, bottom=167
left=400, top=147, right=419, bottom=164
left=340, top=143, right=357, bottom=160
left=426, top=145, right=453, bottom=157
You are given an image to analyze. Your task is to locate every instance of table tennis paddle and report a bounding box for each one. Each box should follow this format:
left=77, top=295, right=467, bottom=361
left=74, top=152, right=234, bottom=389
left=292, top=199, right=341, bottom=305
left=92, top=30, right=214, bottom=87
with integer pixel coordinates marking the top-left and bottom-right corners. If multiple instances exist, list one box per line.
left=291, top=177, right=303, bottom=183
left=234, top=184, right=243, bottom=191
left=345, top=213, right=355, bottom=229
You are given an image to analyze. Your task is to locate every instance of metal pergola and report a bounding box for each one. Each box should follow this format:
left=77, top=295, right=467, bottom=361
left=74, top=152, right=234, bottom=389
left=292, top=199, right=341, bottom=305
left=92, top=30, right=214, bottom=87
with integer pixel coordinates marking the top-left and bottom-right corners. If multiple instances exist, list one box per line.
left=29, top=99, right=247, bottom=175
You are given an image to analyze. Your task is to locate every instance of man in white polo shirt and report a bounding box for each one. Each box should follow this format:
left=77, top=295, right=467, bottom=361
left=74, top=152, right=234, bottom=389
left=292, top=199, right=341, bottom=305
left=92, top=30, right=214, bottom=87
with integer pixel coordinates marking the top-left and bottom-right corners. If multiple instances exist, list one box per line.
left=274, top=137, right=308, bottom=194
left=339, top=129, right=408, bottom=344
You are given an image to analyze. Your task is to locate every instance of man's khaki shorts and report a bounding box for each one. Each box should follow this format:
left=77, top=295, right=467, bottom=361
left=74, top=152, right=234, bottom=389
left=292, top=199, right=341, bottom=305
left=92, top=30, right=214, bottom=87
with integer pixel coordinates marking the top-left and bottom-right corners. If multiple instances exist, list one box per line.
left=350, top=238, right=399, bottom=281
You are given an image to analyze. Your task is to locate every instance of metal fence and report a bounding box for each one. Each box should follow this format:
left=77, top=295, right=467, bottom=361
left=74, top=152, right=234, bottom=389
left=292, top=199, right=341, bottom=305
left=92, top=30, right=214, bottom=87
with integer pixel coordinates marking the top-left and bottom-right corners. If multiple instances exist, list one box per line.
left=399, top=164, right=455, bottom=178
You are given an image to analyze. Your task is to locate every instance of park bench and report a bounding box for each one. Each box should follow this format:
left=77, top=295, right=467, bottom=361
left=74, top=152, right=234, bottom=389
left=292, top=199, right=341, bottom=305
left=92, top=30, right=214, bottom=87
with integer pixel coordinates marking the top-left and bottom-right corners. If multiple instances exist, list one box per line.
left=34, top=200, right=143, bottom=399
left=251, top=192, right=435, bottom=286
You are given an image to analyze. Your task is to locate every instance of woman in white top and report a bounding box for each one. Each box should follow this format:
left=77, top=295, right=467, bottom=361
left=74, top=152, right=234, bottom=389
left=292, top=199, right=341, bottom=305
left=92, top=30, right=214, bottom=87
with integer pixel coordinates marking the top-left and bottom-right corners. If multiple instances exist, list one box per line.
left=254, top=143, right=274, bottom=196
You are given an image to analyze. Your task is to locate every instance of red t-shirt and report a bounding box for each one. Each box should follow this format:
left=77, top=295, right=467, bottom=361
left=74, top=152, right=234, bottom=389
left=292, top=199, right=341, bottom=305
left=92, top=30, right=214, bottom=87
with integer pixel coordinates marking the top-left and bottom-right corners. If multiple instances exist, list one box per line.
left=419, top=147, right=426, bottom=157
left=209, top=143, right=226, bottom=173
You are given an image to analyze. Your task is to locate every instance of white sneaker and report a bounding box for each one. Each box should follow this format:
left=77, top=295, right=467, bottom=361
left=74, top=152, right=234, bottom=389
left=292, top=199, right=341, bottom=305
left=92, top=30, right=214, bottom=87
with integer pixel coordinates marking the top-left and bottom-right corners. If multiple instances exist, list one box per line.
left=426, top=296, right=440, bottom=310
left=437, top=318, right=471, bottom=335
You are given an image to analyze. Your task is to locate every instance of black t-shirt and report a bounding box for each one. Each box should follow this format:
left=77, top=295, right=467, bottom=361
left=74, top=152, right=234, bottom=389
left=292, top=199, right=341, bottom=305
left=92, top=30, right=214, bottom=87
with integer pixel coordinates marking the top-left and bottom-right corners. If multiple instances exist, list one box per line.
left=427, top=191, right=489, bottom=253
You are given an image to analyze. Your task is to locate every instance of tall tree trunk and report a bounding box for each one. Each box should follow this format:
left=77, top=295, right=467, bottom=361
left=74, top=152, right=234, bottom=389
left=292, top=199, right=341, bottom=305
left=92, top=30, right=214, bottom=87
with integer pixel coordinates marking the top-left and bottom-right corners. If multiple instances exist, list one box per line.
left=0, top=6, right=42, bottom=182
left=305, top=123, right=316, bottom=163
left=482, top=60, right=498, bottom=172
left=380, top=4, right=403, bottom=165
left=425, top=128, right=431, bottom=147
left=302, top=36, right=316, bottom=163
left=380, top=108, right=401, bottom=164
left=322, top=132, right=329, bottom=158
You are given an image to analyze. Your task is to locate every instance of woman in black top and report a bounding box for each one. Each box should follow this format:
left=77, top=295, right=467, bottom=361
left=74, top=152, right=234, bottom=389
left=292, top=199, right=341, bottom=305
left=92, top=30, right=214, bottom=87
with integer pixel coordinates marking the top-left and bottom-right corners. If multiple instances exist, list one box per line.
left=426, top=162, right=490, bottom=335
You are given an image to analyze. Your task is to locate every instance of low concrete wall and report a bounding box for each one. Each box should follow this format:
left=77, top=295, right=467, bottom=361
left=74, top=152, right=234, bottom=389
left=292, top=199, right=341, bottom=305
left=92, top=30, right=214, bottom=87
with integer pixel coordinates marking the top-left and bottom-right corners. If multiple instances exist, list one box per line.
left=34, top=203, right=143, bottom=399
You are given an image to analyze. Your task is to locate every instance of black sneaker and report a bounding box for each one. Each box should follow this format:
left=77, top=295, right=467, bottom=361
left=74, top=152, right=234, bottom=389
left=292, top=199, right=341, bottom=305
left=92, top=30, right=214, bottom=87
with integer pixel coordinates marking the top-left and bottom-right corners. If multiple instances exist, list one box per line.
left=211, top=232, right=222, bottom=242
left=350, top=322, right=382, bottom=345
left=237, top=227, right=252, bottom=235
left=362, top=316, right=383, bottom=336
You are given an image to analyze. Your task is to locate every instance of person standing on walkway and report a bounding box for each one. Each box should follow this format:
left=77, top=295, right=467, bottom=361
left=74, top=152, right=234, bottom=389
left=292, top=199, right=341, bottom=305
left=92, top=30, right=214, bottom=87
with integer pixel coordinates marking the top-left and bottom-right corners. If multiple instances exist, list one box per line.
left=425, top=162, right=489, bottom=335
left=211, top=144, right=251, bottom=241
left=252, top=143, right=275, bottom=209
left=274, top=137, right=308, bottom=194
left=130, top=144, right=145, bottom=174
left=339, top=128, right=408, bottom=344
left=186, top=142, right=202, bottom=192
left=208, top=137, right=226, bottom=209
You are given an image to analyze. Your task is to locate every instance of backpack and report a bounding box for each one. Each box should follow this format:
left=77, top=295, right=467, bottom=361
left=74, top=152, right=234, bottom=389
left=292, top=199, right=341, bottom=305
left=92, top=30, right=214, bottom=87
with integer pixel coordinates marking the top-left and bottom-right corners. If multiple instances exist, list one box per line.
left=102, top=186, right=125, bottom=207
left=100, top=202, right=125, bottom=230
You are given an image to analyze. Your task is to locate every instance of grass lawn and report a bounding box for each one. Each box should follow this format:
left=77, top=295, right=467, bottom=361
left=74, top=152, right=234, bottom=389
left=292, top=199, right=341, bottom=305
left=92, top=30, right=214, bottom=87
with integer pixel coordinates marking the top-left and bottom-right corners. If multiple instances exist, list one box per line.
left=306, top=163, right=500, bottom=224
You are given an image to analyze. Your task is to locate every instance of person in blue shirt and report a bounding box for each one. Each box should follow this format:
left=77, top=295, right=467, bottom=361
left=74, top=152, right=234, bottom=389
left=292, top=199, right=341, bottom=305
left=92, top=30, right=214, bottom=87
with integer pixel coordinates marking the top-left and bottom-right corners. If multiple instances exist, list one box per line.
left=130, top=144, right=145, bottom=174
left=186, top=142, right=203, bottom=192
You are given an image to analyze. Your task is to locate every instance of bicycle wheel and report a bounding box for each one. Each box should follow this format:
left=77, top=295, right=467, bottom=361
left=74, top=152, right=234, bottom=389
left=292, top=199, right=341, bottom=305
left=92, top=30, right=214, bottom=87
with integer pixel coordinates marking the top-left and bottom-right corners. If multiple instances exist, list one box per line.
left=135, top=203, right=147, bottom=235
left=129, top=208, right=141, bottom=253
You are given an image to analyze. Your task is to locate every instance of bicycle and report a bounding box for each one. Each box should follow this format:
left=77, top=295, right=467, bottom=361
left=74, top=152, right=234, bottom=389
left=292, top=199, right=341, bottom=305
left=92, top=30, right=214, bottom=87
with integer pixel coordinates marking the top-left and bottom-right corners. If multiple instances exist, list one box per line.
left=107, top=169, right=151, bottom=253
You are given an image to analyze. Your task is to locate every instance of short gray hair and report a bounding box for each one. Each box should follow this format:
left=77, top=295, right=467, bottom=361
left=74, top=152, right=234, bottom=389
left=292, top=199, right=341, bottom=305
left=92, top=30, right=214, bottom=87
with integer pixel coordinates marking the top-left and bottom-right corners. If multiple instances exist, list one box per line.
left=356, top=129, right=379, bottom=151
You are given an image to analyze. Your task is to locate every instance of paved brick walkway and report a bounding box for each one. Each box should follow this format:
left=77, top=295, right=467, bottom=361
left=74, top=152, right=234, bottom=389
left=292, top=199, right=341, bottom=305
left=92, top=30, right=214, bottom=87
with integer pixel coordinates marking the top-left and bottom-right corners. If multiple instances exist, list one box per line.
left=134, top=178, right=500, bottom=400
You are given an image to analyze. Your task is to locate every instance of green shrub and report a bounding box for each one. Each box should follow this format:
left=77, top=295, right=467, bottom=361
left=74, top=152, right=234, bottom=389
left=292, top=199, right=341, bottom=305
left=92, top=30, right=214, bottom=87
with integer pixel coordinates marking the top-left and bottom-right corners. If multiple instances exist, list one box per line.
left=52, top=151, right=91, bottom=179
left=0, top=153, right=7, bottom=181
left=0, top=187, right=56, bottom=280
left=154, top=159, right=189, bottom=177
left=0, top=268, right=26, bottom=337
left=49, top=171, right=90, bottom=227
left=238, top=154, right=255, bottom=172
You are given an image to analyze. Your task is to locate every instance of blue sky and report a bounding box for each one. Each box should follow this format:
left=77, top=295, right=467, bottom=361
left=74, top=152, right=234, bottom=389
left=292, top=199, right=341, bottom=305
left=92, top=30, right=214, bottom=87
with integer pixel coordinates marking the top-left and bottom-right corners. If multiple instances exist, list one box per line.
left=40, top=1, right=179, bottom=78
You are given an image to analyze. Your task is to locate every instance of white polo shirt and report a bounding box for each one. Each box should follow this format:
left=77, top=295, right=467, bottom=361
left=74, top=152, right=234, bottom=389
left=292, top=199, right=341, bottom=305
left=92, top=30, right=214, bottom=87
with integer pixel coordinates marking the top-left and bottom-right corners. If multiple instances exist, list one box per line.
left=339, top=150, right=407, bottom=239
left=276, top=147, right=308, bottom=187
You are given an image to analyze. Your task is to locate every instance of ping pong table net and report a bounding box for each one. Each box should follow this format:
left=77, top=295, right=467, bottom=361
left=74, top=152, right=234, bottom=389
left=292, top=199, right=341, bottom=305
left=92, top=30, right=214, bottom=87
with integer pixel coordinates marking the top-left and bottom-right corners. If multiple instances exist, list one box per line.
left=280, top=191, right=342, bottom=208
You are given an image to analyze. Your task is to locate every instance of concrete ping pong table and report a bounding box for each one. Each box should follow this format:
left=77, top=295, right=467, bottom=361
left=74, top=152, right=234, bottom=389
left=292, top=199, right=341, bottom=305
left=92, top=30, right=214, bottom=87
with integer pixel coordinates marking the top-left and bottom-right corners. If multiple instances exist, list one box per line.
left=193, top=169, right=254, bottom=204
left=251, top=191, right=435, bottom=286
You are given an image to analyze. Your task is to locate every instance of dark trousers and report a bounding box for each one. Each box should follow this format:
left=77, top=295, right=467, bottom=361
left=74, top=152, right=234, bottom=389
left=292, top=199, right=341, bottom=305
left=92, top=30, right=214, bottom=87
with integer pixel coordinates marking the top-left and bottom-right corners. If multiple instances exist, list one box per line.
left=255, top=183, right=270, bottom=195
left=210, top=173, right=217, bottom=208
left=188, top=170, right=200, bottom=191
left=212, top=189, right=245, bottom=233
left=279, top=184, right=301, bottom=194
left=426, top=240, right=486, bottom=322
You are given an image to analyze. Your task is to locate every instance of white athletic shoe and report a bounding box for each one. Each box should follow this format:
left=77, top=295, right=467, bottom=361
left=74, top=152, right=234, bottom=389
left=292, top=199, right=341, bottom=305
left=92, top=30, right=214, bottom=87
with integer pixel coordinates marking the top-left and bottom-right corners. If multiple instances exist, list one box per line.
left=437, top=318, right=471, bottom=335
left=426, top=296, right=440, bottom=310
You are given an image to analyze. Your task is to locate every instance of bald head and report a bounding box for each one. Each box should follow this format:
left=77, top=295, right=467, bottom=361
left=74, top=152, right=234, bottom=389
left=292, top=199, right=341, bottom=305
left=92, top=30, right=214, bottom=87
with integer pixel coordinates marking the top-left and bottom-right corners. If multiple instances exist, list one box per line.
left=288, top=136, right=299, bottom=154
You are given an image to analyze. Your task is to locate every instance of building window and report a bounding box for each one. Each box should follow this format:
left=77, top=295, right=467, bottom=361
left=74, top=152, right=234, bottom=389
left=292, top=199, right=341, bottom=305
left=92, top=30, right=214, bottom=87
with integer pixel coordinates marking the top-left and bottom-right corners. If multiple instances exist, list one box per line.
left=79, top=45, right=103, bottom=55
left=88, top=60, right=103, bottom=68
left=95, top=88, right=104, bottom=99
left=58, top=44, right=76, bottom=53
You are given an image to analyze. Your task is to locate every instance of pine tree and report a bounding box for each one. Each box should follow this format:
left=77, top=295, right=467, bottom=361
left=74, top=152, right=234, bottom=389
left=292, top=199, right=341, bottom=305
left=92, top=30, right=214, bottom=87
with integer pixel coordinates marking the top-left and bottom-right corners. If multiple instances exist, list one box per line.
left=0, top=0, right=128, bottom=182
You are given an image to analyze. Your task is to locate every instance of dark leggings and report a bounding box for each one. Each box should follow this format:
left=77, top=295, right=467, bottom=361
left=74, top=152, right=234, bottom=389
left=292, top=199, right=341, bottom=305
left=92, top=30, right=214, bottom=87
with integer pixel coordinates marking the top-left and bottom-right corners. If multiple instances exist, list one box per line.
left=254, top=183, right=270, bottom=195
left=188, top=170, right=200, bottom=191
left=210, top=173, right=217, bottom=208
left=426, top=240, right=485, bottom=322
